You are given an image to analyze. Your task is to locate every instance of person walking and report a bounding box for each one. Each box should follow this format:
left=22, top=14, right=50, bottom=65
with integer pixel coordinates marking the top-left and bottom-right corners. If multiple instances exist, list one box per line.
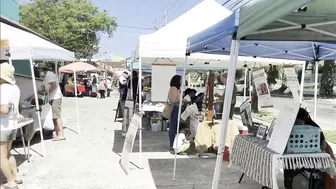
left=41, top=66, right=65, bottom=141
left=106, top=76, right=113, bottom=97
left=98, top=78, right=107, bottom=98
left=0, top=63, right=22, bottom=189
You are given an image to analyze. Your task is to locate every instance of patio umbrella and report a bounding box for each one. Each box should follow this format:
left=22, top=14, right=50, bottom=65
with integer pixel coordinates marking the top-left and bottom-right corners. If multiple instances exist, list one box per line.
left=59, top=62, right=99, bottom=73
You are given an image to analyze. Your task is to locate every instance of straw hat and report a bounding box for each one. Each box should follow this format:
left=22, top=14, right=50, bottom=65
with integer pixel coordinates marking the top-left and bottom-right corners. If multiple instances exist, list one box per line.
left=0, top=62, right=15, bottom=84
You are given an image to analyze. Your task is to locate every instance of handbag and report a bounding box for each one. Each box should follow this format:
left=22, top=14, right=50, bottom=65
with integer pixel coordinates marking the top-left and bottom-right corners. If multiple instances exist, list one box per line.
left=162, top=95, right=173, bottom=119
left=40, top=93, right=54, bottom=131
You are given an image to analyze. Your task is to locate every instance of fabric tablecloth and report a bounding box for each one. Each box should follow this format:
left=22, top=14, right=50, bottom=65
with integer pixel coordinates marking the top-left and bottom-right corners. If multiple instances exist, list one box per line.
left=230, top=135, right=336, bottom=189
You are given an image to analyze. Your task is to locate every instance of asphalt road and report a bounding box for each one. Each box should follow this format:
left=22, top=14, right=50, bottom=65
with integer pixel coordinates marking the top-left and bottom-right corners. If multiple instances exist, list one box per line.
left=235, top=96, right=336, bottom=130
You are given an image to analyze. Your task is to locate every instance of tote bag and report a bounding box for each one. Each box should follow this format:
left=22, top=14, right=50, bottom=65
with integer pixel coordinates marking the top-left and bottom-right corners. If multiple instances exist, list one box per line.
left=41, top=93, right=54, bottom=131
left=162, top=94, right=173, bottom=119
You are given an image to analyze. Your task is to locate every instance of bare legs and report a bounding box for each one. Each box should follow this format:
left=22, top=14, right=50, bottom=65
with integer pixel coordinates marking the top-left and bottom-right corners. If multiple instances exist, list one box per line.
left=0, top=141, right=18, bottom=187
left=52, top=118, right=65, bottom=140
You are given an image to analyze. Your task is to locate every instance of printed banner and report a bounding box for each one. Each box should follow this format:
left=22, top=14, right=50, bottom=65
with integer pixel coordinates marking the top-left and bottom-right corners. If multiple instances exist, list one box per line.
left=252, top=68, right=273, bottom=108
left=283, top=66, right=300, bottom=101
left=120, top=112, right=142, bottom=175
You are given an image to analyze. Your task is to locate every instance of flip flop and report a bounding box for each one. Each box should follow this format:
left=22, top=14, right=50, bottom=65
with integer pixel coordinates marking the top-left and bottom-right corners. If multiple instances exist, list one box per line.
left=0, top=184, right=18, bottom=189
left=52, top=138, right=66, bottom=141
left=2, top=179, right=23, bottom=185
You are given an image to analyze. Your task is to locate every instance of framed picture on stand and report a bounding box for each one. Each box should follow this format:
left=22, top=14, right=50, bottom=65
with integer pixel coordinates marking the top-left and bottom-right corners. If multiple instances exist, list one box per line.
left=256, top=125, right=268, bottom=139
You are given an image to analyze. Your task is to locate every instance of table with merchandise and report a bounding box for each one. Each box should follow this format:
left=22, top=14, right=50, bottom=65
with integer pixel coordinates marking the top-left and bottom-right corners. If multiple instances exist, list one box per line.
left=230, top=135, right=336, bottom=189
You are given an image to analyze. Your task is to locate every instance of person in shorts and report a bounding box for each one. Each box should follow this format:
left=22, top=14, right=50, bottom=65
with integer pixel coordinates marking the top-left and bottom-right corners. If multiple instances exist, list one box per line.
left=0, top=62, right=22, bottom=189
left=41, top=66, right=65, bottom=141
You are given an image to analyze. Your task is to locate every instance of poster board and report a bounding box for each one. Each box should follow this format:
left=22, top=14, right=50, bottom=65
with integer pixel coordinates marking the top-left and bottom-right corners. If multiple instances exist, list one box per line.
left=252, top=68, right=273, bottom=108
left=122, top=100, right=134, bottom=134
left=151, top=64, right=176, bottom=102
left=120, top=112, right=142, bottom=175
left=267, top=102, right=300, bottom=154
left=189, top=114, right=199, bottom=139
left=283, top=66, right=300, bottom=101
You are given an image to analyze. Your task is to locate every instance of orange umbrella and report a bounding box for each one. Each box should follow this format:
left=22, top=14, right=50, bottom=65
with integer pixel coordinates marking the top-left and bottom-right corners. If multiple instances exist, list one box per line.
left=59, top=62, right=99, bottom=73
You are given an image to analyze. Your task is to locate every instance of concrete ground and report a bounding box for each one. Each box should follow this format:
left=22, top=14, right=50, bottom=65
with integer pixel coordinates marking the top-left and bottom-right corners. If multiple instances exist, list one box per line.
left=10, top=91, right=268, bottom=189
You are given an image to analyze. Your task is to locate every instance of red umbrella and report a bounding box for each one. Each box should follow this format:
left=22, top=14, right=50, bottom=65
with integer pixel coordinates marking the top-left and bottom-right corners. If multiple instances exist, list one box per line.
left=59, top=62, right=99, bottom=73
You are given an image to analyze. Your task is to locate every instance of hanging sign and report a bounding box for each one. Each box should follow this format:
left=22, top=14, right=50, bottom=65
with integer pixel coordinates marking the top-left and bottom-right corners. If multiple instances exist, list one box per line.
left=283, top=66, right=300, bottom=102
left=120, top=112, right=142, bottom=175
left=252, top=68, right=273, bottom=108
left=267, top=102, right=300, bottom=154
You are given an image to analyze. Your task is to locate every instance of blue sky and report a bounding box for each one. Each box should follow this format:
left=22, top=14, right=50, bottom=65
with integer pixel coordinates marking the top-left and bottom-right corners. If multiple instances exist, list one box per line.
left=92, top=0, right=224, bottom=60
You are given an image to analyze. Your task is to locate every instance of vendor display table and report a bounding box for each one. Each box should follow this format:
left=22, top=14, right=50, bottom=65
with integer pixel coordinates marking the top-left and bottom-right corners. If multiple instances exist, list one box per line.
left=230, top=135, right=336, bottom=189
left=15, top=118, right=34, bottom=160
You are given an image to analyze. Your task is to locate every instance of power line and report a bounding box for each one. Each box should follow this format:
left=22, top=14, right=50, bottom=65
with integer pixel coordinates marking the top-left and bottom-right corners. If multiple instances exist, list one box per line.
left=117, top=24, right=155, bottom=30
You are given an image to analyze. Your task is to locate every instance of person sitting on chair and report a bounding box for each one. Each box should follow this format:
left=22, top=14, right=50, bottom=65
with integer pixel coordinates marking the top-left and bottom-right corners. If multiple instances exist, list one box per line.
left=284, top=107, right=336, bottom=189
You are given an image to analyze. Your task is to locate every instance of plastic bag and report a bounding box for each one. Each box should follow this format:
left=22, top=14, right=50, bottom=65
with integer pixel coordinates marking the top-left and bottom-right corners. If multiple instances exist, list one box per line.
left=41, top=104, right=54, bottom=130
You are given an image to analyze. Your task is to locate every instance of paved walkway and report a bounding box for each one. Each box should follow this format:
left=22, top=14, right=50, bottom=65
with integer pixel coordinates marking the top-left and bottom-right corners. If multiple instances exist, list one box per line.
left=11, top=91, right=270, bottom=189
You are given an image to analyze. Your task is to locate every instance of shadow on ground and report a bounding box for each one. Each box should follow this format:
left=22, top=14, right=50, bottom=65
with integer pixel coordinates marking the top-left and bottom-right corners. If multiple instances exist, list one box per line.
left=148, top=158, right=262, bottom=189
left=113, top=129, right=171, bottom=154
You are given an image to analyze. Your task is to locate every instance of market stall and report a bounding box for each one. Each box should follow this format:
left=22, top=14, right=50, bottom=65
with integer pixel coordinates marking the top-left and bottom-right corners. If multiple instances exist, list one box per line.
left=1, top=19, right=75, bottom=157
left=186, top=0, right=336, bottom=188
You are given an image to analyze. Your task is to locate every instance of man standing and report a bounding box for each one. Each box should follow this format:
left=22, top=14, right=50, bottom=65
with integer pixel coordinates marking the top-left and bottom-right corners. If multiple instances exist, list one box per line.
left=42, top=67, right=65, bottom=141
left=215, top=72, right=237, bottom=119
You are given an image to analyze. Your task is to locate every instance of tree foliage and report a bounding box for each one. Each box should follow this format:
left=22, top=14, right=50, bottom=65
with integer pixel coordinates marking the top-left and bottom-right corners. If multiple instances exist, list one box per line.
left=320, top=60, right=335, bottom=97
left=19, top=0, right=117, bottom=59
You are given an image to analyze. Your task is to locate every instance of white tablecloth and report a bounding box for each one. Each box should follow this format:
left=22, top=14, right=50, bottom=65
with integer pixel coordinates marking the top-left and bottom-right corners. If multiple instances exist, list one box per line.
left=21, top=109, right=40, bottom=141
left=230, top=135, right=336, bottom=189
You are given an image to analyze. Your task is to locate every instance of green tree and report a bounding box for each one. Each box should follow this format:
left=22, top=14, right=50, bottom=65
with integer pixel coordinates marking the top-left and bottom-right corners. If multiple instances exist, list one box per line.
left=19, top=0, right=117, bottom=59
left=320, top=60, right=335, bottom=97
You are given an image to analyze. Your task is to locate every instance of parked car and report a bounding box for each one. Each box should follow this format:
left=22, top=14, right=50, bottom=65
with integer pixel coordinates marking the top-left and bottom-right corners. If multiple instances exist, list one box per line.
left=236, top=80, right=253, bottom=96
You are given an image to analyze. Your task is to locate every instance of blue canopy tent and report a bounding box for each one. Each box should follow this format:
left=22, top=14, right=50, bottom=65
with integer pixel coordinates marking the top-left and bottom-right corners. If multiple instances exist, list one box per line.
left=177, top=0, right=336, bottom=188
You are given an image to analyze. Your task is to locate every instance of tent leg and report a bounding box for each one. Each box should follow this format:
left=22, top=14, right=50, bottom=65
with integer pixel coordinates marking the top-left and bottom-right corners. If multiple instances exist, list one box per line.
left=73, top=64, right=80, bottom=135
left=249, top=70, right=252, bottom=101
left=313, top=61, right=319, bottom=119
left=173, top=55, right=188, bottom=180
left=244, top=68, right=248, bottom=101
left=138, top=58, right=143, bottom=169
left=211, top=39, right=240, bottom=189
left=299, top=63, right=306, bottom=104
left=29, top=54, right=46, bottom=157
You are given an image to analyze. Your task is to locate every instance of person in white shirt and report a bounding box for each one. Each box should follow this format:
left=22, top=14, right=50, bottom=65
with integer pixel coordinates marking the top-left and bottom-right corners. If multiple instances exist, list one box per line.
left=0, top=63, right=22, bottom=188
left=173, top=124, right=190, bottom=155
left=41, top=67, right=65, bottom=141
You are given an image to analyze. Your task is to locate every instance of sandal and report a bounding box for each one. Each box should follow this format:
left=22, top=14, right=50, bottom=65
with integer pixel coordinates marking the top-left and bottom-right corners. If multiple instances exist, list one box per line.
left=2, top=179, right=23, bottom=185
left=0, top=184, right=18, bottom=189
left=52, top=137, right=66, bottom=141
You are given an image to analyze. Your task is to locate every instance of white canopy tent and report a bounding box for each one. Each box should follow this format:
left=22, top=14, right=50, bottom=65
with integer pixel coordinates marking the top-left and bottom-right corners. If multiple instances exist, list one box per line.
left=1, top=19, right=75, bottom=157
left=132, top=0, right=306, bottom=168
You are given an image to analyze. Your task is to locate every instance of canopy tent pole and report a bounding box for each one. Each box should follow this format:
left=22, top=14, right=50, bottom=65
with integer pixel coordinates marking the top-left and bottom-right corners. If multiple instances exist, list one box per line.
left=314, top=61, right=319, bottom=119
left=131, top=62, right=134, bottom=99
left=173, top=55, right=188, bottom=180
left=29, top=51, right=46, bottom=157
left=73, top=63, right=80, bottom=134
left=249, top=69, right=252, bottom=101
left=299, top=62, right=306, bottom=103
left=243, top=68, right=248, bottom=101
left=212, top=39, right=240, bottom=189
left=55, top=62, right=58, bottom=76
left=138, top=58, right=143, bottom=168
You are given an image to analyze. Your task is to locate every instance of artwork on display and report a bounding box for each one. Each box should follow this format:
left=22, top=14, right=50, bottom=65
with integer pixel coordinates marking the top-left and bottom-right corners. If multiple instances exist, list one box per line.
left=267, top=102, right=300, bottom=154
left=266, top=118, right=277, bottom=141
left=283, top=66, right=301, bottom=101
left=256, top=125, right=268, bottom=139
left=120, top=112, right=142, bottom=175
left=252, top=68, right=273, bottom=108
left=239, top=99, right=253, bottom=128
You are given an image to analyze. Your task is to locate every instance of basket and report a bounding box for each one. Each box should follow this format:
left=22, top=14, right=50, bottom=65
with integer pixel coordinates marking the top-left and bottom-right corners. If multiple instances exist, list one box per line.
left=285, top=125, right=321, bottom=154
